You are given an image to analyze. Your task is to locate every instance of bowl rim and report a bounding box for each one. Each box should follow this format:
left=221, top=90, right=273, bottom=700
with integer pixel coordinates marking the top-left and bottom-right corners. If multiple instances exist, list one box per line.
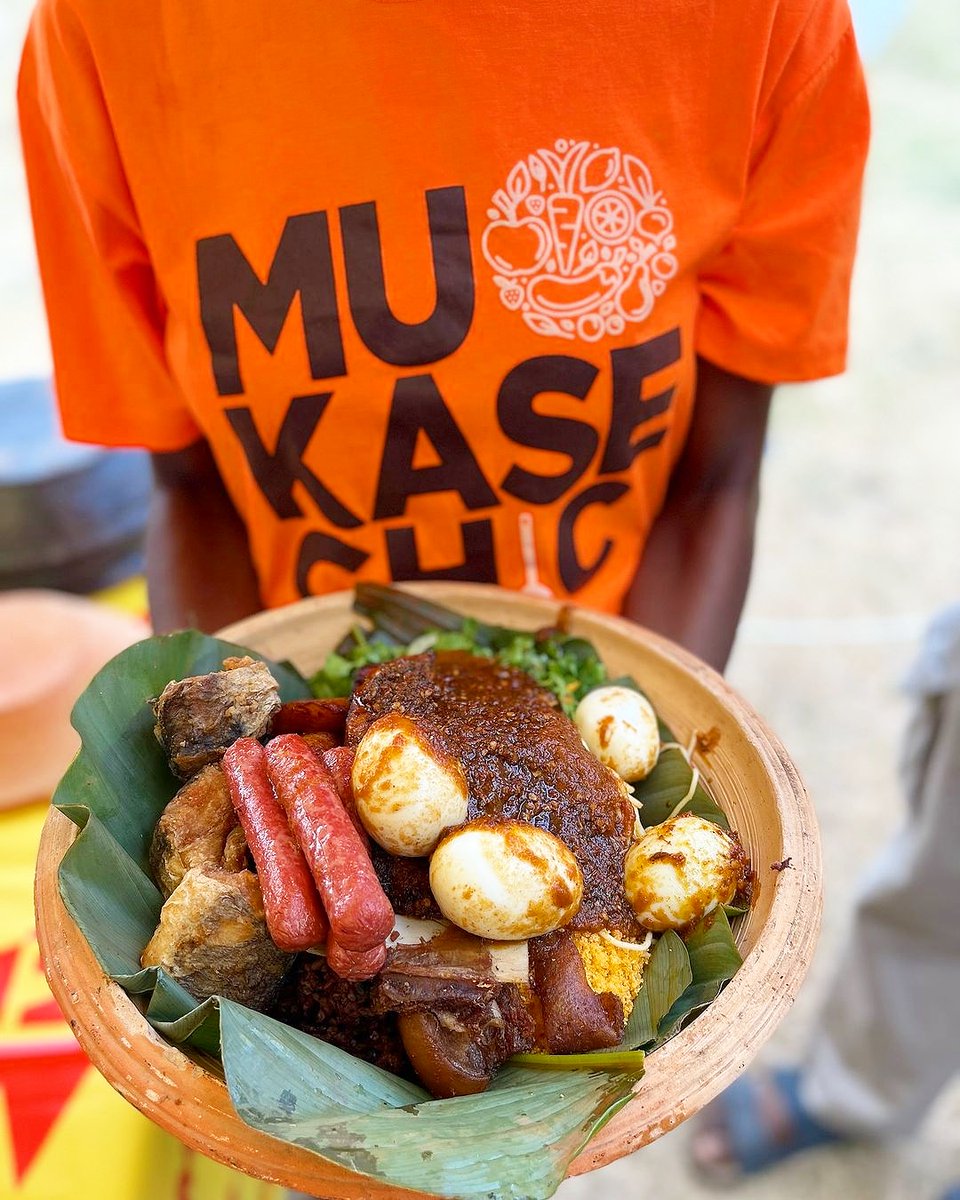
left=35, top=583, right=821, bottom=1196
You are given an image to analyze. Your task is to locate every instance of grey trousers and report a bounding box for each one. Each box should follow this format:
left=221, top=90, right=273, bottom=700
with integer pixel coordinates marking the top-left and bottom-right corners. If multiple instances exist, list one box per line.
left=800, top=604, right=960, bottom=1138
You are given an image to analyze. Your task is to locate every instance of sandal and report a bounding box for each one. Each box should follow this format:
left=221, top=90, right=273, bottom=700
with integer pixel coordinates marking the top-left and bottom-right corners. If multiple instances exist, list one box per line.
left=689, top=1067, right=843, bottom=1185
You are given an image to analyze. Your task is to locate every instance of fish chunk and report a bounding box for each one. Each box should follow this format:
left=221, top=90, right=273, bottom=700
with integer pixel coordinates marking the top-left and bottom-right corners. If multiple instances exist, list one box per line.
left=149, top=764, right=248, bottom=898
left=141, top=866, right=292, bottom=1008
left=153, top=656, right=281, bottom=779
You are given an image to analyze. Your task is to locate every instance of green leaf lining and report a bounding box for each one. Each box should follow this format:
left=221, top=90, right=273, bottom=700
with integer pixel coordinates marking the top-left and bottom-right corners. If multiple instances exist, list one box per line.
left=655, top=909, right=743, bottom=1044
left=633, top=747, right=730, bottom=829
left=221, top=1002, right=641, bottom=1200
left=620, top=931, right=692, bottom=1050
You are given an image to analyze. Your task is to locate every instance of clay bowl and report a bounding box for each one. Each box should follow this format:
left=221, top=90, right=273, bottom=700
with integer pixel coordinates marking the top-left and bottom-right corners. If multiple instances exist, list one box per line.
left=35, top=583, right=820, bottom=1197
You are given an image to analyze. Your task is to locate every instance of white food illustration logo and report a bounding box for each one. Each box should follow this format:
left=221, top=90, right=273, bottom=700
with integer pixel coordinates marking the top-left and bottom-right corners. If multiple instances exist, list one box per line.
left=481, top=139, right=678, bottom=342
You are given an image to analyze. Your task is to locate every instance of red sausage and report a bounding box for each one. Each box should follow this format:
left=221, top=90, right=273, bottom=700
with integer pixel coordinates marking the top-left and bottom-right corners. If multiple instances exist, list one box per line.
left=272, top=698, right=348, bottom=737
left=221, top=738, right=328, bottom=952
left=266, top=734, right=395, bottom=952
left=325, top=935, right=388, bottom=982
left=320, top=745, right=367, bottom=844
left=320, top=744, right=355, bottom=797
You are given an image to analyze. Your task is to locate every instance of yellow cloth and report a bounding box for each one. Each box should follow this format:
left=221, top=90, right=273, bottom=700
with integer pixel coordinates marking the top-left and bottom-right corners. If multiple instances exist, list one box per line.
left=92, top=576, right=149, bottom=618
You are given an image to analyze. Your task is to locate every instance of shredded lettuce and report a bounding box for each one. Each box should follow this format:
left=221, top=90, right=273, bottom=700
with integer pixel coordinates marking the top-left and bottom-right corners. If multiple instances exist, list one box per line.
left=309, top=622, right=608, bottom=715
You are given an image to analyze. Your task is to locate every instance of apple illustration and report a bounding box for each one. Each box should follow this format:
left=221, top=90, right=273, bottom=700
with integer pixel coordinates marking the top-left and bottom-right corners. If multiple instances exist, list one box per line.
left=481, top=217, right=551, bottom=277
left=636, top=207, right=672, bottom=239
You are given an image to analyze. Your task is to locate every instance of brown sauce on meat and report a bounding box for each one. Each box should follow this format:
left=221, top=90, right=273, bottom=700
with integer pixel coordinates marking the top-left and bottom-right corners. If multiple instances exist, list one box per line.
left=350, top=651, right=639, bottom=934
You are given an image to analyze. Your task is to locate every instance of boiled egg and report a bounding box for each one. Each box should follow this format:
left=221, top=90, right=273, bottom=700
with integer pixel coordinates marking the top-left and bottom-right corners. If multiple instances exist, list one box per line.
left=351, top=713, right=468, bottom=857
left=574, top=685, right=660, bottom=781
left=429, top=819, right=583, bottom=940
left=624, top=813, right=744, bottom=931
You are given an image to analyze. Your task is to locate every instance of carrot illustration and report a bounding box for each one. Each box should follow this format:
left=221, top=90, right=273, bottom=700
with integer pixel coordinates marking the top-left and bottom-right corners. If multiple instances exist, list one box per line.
left=547, top=192, right=584, bottom=275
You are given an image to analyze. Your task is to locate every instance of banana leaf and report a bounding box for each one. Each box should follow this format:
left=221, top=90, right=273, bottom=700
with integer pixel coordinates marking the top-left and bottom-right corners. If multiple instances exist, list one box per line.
left=654, top=908, right=743, bottom=1045
left=53, top=630, right=644, bottom=1200
left=221, top=1001, right=639, bottom=1198
left=633, top=747, right=730, bottom=830
left=683, top=907, right=743, bottom=985
left=620, top=931, right=692, bottom=1049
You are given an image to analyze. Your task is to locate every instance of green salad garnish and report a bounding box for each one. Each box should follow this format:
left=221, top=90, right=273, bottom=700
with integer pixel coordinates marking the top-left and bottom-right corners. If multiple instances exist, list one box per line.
left=309, top=585, right=608, bottom=716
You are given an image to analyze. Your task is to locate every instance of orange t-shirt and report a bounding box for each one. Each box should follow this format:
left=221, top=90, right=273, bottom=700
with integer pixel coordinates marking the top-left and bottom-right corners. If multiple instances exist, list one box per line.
left=19, top=0, right=869, bottom=612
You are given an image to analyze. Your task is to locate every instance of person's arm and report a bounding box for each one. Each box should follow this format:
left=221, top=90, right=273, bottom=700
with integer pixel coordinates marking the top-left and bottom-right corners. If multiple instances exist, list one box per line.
left=623, top=357, right=772, bottom=673
left=146, top=440, right=264, bottom=633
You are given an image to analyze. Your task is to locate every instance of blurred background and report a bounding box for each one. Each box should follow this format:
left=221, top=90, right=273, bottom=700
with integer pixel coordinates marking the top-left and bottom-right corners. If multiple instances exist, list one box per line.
left=1, top=0, right=958, bottom=1197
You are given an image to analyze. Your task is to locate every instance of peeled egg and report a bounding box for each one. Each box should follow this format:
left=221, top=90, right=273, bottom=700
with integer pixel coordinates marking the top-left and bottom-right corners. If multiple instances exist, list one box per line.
left=351, top=713, right=468, bottom=857
left=624, top=813, right=744, bottom=931
left=574, top=685, right=660, bottom=781
left=429, top=819, right=583, bottom=940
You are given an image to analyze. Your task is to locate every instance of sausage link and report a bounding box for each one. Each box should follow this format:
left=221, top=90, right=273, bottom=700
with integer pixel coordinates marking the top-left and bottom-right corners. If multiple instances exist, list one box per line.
left=272, top=698, right=348, bottom=737
left=265, top=734, right=395, bottom=952
left=221, top=738, right=328, bottom=952
left=320, top=745, right=367, bottom=844
left=325, top=935, right=388, bottom=982
left=321, top=744, right=355, bottom=797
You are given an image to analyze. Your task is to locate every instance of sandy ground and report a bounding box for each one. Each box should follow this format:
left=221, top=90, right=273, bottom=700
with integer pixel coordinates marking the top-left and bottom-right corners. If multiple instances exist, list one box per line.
left=2, top=0, right=958, bottom=1197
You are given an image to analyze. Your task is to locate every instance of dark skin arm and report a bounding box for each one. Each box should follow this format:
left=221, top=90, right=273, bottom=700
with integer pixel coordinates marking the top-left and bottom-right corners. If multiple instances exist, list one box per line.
left=146, top=439, right=263, bottom=633
left=623, top=357, right=773, bottom=673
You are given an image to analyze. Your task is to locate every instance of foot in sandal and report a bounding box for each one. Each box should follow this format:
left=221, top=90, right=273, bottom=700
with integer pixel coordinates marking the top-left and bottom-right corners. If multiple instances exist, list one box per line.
left=689, top=1067, right=845, bottom=1185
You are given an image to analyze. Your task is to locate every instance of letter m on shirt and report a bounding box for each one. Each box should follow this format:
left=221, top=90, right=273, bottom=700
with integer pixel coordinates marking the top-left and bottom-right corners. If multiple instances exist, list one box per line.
left=196, top=213, right=345, bottom=396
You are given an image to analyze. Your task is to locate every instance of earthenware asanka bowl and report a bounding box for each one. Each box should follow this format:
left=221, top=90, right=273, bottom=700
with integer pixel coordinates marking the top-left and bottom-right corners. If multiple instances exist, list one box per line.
left=35, top=583, right=820, bottom=1198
